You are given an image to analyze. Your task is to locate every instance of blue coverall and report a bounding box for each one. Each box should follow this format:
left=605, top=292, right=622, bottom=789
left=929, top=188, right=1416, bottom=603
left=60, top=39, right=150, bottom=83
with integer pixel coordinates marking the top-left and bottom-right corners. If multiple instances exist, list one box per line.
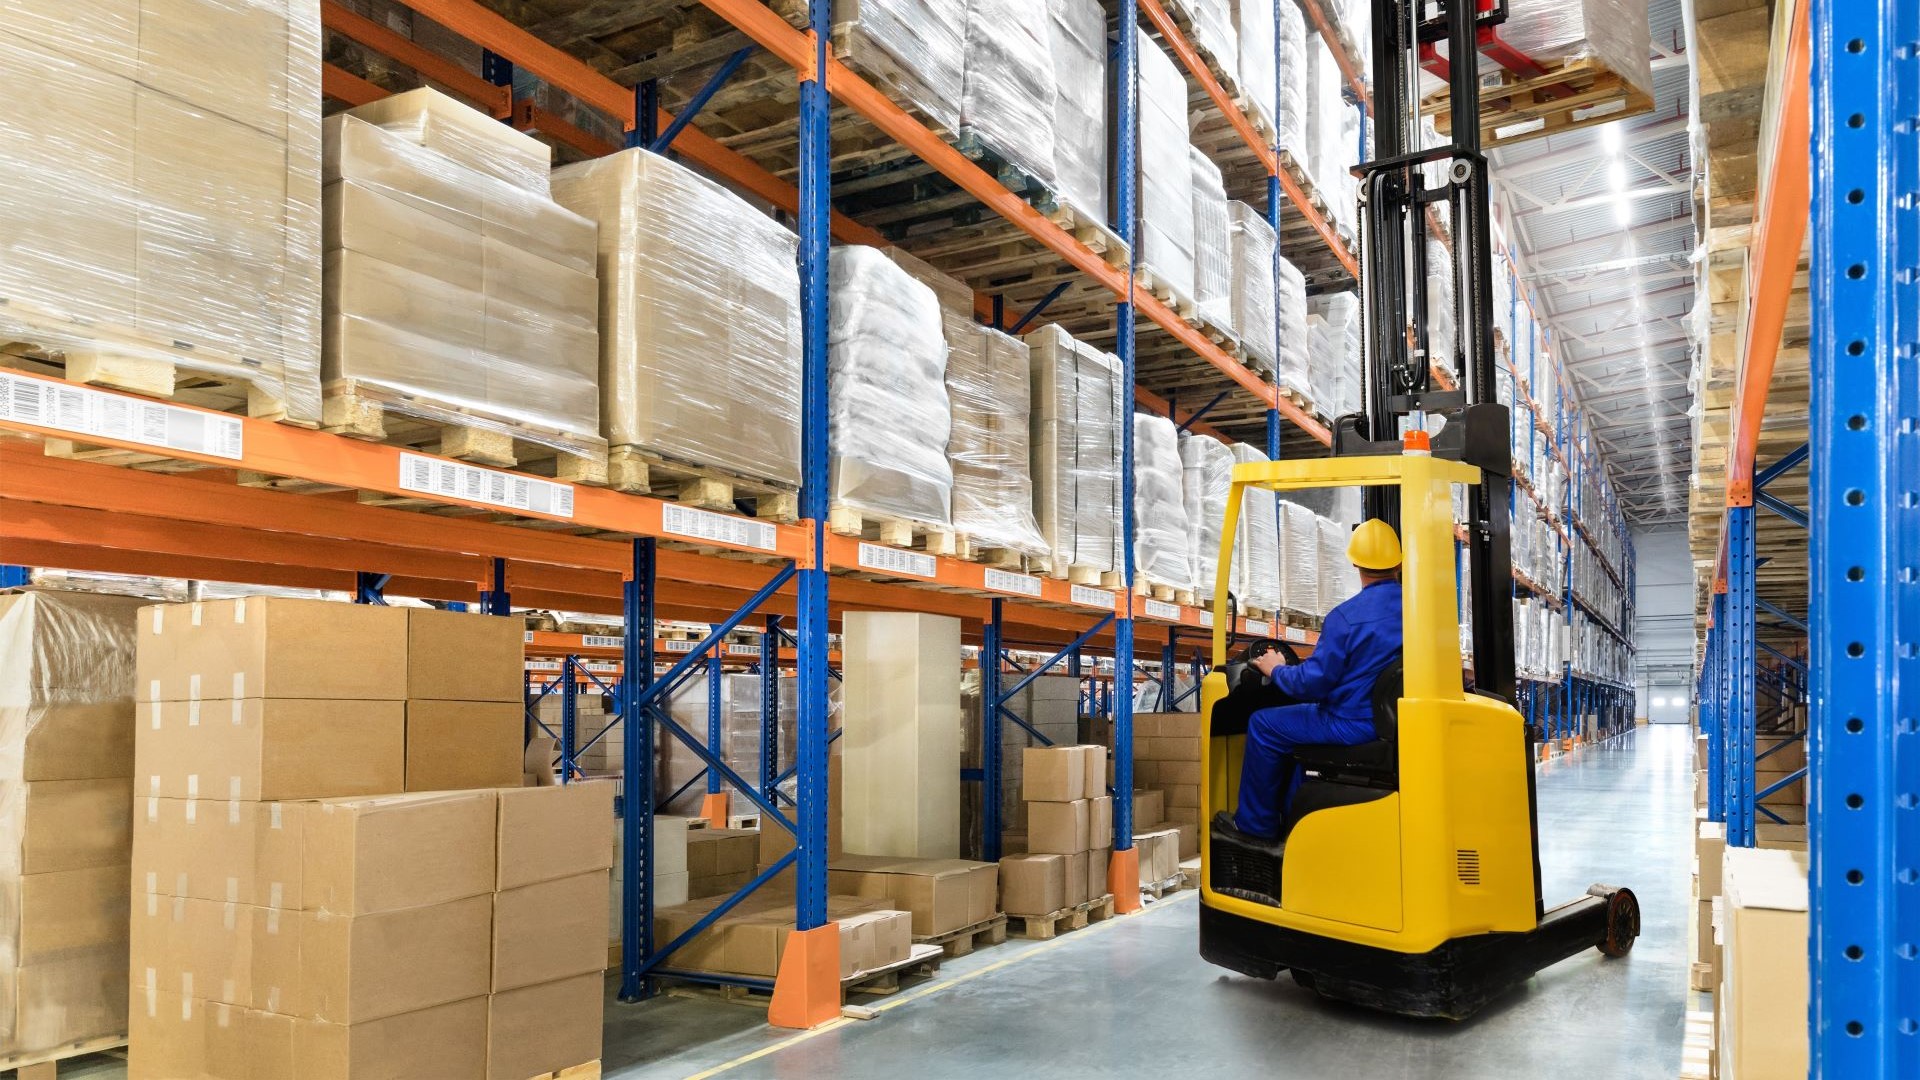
left=1234, top=578, right=1403, bottom=839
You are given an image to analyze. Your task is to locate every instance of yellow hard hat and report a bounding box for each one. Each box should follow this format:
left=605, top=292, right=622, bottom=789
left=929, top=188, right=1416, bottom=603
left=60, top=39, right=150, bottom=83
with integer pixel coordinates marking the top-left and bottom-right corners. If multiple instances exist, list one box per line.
left=1347, top=519, right=1402, bottom=570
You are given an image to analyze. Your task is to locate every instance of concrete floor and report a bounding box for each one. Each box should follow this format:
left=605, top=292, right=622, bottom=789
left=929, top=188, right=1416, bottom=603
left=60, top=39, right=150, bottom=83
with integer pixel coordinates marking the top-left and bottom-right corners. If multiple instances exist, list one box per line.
left=603, top=723, right=1695, bottom=1080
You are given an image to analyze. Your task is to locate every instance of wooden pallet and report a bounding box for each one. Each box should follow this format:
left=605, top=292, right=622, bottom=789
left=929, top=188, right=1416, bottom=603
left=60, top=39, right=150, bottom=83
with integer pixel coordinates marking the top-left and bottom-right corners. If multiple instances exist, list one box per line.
left=1041, top=560, right=1113, bottom=587
left=1677, top=1010, right=1714, bottom=1080
left=662, top=943, right=945, bottom=1007
left=1426, top=54, right=1655, bottom=151
left=322, top=384, right=609, bottom=487
left=1141, top=873, right=1186, bottom=900
left=1043, top=201, right=1131, bottom=270
left=605, top=446, right=800, bottom=522
left=913, top=915, right=1009, bottom=959
left=1134, top=578, right=1198, bottom=608
left=727, top=813, right=761, bottom=830
left=1178, top=857, right=1202, bottom=891
left=1007, top=894, right=1116, bottom=940
left=526, top=1063, right=601, bottom=1080
left=958, top=541, right=1052, bottom=576
left=828, top=504, right=961, bottom=557
left=1158, top=0, right=1243, bottom=103
left=0, top=1035, right=127, bottom=1078
left=1134, top=267, right=1200, bottom=324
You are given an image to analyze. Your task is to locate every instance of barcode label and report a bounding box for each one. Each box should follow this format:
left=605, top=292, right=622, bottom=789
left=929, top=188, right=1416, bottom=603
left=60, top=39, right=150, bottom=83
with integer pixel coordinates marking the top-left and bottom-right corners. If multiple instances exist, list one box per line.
left=858, top=543, right=937, bottom=578
left=728, top=643, right=761, bottom=656
left=525, top=660, right=563, bottom=671
left=398, top=453, right=574, bottom=517
left=1070, top=585, right=1114, bottom=610
left=983, top=568, right=1042, bottom=597
left=661, top=504, right=777, bottom=551
left=523, top=631, right=535, bottom=643
left=1245, top=619, right=1272, bottom=637
left=582, top=660, right=619, bottom=672
left=1284, top=626, right=1307, bottom=643
left=1198, top=610, right=1215, bottom=628
left=582, top=634, right=622, bottom=649
left=1144, top=599, right=1181, bottom=621
left=662, top=640, right=698, bottom=653
left=0, top=369, right=242, bottom=459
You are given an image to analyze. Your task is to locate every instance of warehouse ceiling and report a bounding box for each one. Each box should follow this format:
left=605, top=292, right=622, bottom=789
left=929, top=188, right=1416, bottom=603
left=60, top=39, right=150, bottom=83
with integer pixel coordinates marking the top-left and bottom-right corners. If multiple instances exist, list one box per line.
left=1491, top=0, right=1696, bottom=527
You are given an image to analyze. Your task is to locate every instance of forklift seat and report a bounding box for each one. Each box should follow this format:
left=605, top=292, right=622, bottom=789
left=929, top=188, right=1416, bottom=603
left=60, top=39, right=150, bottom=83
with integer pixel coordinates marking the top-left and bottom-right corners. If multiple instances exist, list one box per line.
left=1290, top=658, right=1403, bottom=788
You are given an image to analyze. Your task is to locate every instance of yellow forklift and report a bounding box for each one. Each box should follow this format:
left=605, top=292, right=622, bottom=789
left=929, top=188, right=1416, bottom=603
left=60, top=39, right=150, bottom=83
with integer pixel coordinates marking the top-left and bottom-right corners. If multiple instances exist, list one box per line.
left=1196, top=0, right=1638, bottom=1019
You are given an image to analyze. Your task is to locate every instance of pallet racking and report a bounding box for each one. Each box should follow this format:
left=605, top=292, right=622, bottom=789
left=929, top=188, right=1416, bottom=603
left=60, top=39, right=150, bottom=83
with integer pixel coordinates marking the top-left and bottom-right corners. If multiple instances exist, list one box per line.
left=0, top=0, right=1640, bottom=1027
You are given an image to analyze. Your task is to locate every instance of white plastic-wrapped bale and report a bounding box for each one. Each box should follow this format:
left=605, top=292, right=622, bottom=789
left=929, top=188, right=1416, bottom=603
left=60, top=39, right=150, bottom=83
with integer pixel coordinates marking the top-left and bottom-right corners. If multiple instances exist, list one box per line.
left=0, top=2, right=322, bottom=423
left=1181, top=435, right=1235, bottom=602
left=1279, top=500, right=1321, bottom=616
left=833, top=0, right=966, bottom=134
left=1233, top=0, right=1276, bottom=137
left=1184, top=0, right=1239, bottom=87
left=1045, top=0, right=1107, bottom=228
left=1434, top=0, right=1653, bottom=104
left=1028, top=324, right=1124, bottom=579
left=1426, top=236, right=1457, bottom=373
left=828, top=246, right=954, bottom=529
left=1274, top=0, right=1309, bottom=157
left=1229, top=443, right=1283, bottom=614
left=1136, top=30, right=1196, bottom=306
left=1275, top=254, right=1311, bottom=395
left=326, top=100, right=603, bottom=464
left=1309, top=292, right=1362, bottom=418
left=553, top=146, right=802, bottom=490
left=1133, top=414, right=1195, bottom=594
left=1227, top=203, right=1277, bottom=376
left=947, top=322, right=1052, bottom=562
left=960, top=0, right=1057, bottom=187
left=1318, top=515, right=1358, bottom=613
left=1190, top=148, right=1235, bottom=337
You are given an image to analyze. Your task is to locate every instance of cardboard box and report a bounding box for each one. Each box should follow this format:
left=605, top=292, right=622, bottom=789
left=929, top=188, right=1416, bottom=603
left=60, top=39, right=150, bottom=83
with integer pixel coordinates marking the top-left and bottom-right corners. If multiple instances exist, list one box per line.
left=1021, top=746, right=1086, bottom=802
left=137, top=598, right=408, bottom=702
left=1131, top=789, right=1164, bottom=828
left=8, top=701, right=138, bottom=784
left=404, top=700, right=523, bottom=791
left=496, top=781, right=615, bottom=890
left=7, top=778, right=132, bottom=874
left=1720, top=847, right=1809, bottom=1080
left=130, top=891, right=259, bottom=1006
left=523, top=737, right=558, bottom=786
left=1696, top=820, right=1727, bottom=899
left=1027, top=799, right=1089, bottom=855
left=206, top=997, right=294, bottom=1080
left=137, top=697, right=406, bottom=800
left=1158, top=760, right=1202, bottom=785
left=827, top=856, right=995, bottom=936
left=282, top=895, right=493, bottom=1023
left=1063, top=851, right=1090, bottom=907
left=406, top=608, right=525, bottom=702
left=1088, top=847, right=1110, bottom=900
left=4, top=947, right=128, bottom=1058
left=303, top=790, right=497, bottom=915
left=1133, top=828, right=1180, bottom=884
left=1079, top=744, right=1108, bottom=797
left=1088, top=796, right=1113, bottom=850
left=841, top=612, right=962, bottom=859
left=999, top=853, right=1065, bottom=915
left=837, top=909, right=911, bottom=977
left=1162, top=783, right=1201, bottom=809
left=132, top=797, right=303, bottom=909
left=654, top=871, right=690, bottom=908
left=652, top=816, right=691, bottom=876
left=1756, top=822, right=1809, bottom=850
left=1164, top=805, right=1200, bottom=828
left=687, top=829, right=759, bottom=880
left=487, top=972, right=602, bottom=1080
left=127, top=987, right=206, bottom=1080
left=493, top=871, right=609, bottom=991
left=8, top=865, right=130, bottom=963
left=295, top=994, right=488, bottom=1080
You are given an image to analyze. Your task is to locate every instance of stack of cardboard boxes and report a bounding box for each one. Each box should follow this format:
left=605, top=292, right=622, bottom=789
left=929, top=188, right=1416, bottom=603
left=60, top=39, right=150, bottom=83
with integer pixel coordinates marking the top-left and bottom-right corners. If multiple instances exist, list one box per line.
left=128, top=597, right=606, bottom=1079
left=997, top=746, right=1111, bottom=916
left=687, top=829, right=760, bottom=900
left=1131, top=712, right=1204, bottom=860
left=1716, top=847, right=1810, bottom=1079
left=653, top=895, right=911, bottom=982
left=0, top=590, right=146, bottom=1061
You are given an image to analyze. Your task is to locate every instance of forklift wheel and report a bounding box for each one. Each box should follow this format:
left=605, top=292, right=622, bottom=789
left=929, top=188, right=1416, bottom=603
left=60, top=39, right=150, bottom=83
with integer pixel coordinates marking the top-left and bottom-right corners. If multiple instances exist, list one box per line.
left=1593, top=885, right=1641, bottom=958
left=1289, top=969, right=1317, bottom=991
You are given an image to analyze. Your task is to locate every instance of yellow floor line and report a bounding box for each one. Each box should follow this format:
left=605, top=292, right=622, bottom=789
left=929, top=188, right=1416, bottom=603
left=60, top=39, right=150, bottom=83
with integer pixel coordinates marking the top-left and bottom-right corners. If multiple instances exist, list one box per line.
left=682, top=891, right=1197, bottom=1079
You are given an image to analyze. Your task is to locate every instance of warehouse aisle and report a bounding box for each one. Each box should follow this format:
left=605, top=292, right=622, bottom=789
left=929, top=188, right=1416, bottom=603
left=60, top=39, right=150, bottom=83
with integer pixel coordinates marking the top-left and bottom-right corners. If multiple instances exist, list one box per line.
left=606, top=724, right=1693, bottom=1080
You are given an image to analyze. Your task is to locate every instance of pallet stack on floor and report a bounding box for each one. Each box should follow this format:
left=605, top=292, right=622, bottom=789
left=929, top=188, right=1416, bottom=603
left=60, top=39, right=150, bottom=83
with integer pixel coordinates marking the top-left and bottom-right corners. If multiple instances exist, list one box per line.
left=995, top=745, right=1113, bottom=936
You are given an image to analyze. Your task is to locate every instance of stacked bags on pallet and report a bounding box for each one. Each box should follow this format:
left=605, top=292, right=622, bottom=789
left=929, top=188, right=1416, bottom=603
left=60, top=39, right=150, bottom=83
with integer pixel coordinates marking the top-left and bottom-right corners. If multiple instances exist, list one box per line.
left=1133, top=415, right=1195, bottom=595
left=1190, top=150, right=1236, bottom=339
left=1135, top=29, right=1197, bottom=308
left=1028, top=325, right=1125, bottom=581
left=1181, top=435, right=1235, bottom=603
left=1275, top=255, right=1312, bottom=395
left=1227, top=203, right=1278, bottom=377
left=960, top=0, right=1058, bottom=189
left=1230, top=444, right=1283, bottom=615
left=1044, top=0, right=1110, bottom=228
left=1274, top=0, right=1310, bottom=158
left=1234, top=0, right=1278, bottom=137
left=831, top=0, right=966, bottom=133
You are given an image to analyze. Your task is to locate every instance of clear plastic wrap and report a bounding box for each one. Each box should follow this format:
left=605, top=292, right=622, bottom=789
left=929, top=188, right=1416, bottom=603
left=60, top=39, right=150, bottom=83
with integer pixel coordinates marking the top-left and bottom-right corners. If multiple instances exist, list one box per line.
left=1318, top=515, right=1359, bottom=613
left=1180, top=435, right=1234, bottom=601
left=658, top=672, right=796, bottom=815
left=1274, top=254, right=1311, bottom=393
left=1274, top=0, right=1309, bottom=155
left=1190, top=149, right=1236, bottom=335
left=1133, top=414, right=1195, bottom=591
left=1, top=589, right=144, bottom=1060
left=0, top=4, right=322, bottom=423
left=1308, top=292, right=1362, bottom=419
left=1426, top=237, right=1457, bottom=373
left=1503, top=0, right=1653, bottom=98
left=1229, top=444, right=1283, bottom=612
left=343, top=88, right=551, bottom=196
left=828, top=246, right=954, bottom=527
left=552, top=147, right=803, bottom=487
left=835, top=0, right=967, bottom=134
left=1136, top=30, right=1197, bottom=303
left=961, top=0, right=1058, bottom=188
left=1186, top=0, right=1240, bottom=88
left=325, top=106, right=604, bottom=457
left=1045, top=0, right=1108, bottom=227
left=1234, top=0, right=1277, bottom=137
left=1227, top=202, right=1277, bottom=374
left=1279, top=500, right=1321, bottom=615
left=946, top=323, right=1051, bottom=558
left=1027, top=325, right=1124, bottom=577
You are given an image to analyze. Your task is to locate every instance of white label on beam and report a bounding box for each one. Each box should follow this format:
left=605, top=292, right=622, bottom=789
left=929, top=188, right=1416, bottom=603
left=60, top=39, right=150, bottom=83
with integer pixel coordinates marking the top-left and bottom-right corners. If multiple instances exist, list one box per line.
left=0, top=369, right=242, bottom=459
left=1245, top=619, right=1272, bottom=637
left=661, top=504, right=777, bottom=551
left=399, top=453, right=575, bottom=518
left=728, top=643, right=761, bottom=656
left=1198, top=610, right=1215, bottom=628
left=1070, top=585, right=1114, bottom=610
left=1284, top=625, right=1307, bottom=643
left=857, top=543, right=937, bottom=578
left=582, top=634, right=622, bottom=649
left=1143, top=599, right=1181, bottom=621
left=662, top=639, right=698, bottom=653
left=983, top=568, right=1042, bottom=597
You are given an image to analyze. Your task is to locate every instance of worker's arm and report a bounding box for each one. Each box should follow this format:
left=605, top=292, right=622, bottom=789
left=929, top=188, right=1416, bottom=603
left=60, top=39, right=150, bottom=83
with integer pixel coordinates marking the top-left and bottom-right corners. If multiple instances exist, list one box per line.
left=1269, top=608, right=1350, bottom=702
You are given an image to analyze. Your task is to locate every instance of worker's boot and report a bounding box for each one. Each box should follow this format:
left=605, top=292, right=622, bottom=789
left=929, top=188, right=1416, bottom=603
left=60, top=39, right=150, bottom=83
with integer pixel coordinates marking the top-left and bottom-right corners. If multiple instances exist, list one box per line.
left=1209, top=811, right=1284, bottom=905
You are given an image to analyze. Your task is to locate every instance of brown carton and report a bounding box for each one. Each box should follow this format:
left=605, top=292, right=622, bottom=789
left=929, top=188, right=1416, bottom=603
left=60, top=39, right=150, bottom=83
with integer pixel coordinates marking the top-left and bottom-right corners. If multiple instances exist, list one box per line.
left=1088, top=796, right=1113, bottom=850
left=1720, top=848, right=1809, bottom=1079
left=137, top=598, right=408, bottom=702
left=825, top=856, right=985, bottom=936
left=302, top=790, right=497, bottom=915
left=127, top=987, right=206, bottom=1080
left=1696, top=820, right=1726, bottom=899
left=1088, top=847, right=1110, bottom=900
left=406, top=608, right=524, bottom=702
left=284, top=894, right=493, bottom=1023
left=838, top=909, right=911, bottom=976
left=1021, top=746, right=1086, bottom=802
left=129, top=894, right=255, bottom=1009
left=9, top=865, right=130, bottom=963
left=137, top=697, right=405, bottom=801
left=496, top=781, right=615, bottom=890
left=7, top=778, right=132, bottom=875
left=486, top=973, right=602, bottom=1080
left=206, top=1000, right=296, bottom=1080
left=1027, top=799, right=1089, bottom=856
left=1079, top=744, right=1108, bottom=798
left=493, top=871, right=610, bottom=991
left=404, top=700, right=523, bottom=791
left=1064, top=851, right=1090, bottom=907
left=998, top=853, right=1065, bottom=915
left=295, top=994, right=489, bottom=1080
left=1131, top=789, right=1164, bottom=828
left=132, top=797, right=303, bottom=909
left=9, top=702, right=137, bottom=783
left=6, top=948, right=129, bottom=1058
left=1158, top=760, right=1202, bottom=785
left=687, top=829, right=759, bottom=880
left=1133, top=828, right=1181, bottom=884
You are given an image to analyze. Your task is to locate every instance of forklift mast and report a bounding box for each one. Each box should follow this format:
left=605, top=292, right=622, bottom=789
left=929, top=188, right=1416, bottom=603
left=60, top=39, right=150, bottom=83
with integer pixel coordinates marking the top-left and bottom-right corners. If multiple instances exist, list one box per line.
left=1343, top=0, right=1517, bottom=703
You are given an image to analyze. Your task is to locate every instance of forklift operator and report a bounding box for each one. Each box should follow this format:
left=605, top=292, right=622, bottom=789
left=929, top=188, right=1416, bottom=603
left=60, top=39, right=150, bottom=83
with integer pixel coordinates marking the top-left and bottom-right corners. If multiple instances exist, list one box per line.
left=1212, top=519, right=1404, bottom=849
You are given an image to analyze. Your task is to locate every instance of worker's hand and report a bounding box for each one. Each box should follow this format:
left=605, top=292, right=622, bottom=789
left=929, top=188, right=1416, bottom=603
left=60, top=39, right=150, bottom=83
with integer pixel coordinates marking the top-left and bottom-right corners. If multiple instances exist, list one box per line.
left=1250, top=649, right=1287, bottom=678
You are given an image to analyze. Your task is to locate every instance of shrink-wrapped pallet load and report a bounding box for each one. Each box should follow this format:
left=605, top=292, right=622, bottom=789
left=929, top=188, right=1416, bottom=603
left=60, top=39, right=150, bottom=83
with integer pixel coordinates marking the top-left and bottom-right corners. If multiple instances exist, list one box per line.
left=1133, top=415, right=1194, bottom=594
left=947, top=323, right=1052, bottom=562
left=1135, top=30, right=1196, bottom=306
left=1274, top=0, right=1309, bottom=157
left=1426, top=237, right=1457, bottom=373
left=552, top=147, right=803, bottom=491
left=1234, top=0, right=1277, bottom=137
left=1228, top=444, right=1283, bottom=614
left=1180, top=435, right=1235, bottom=602
left=1045, top=0, right=1109, bottom=228
left=0, top=1, right=321, bottom=423
left=831, top=0, right=966, bottom=134
left=1027, top=325, right=1124, bottom=579
left=1227, top=203, right=1277, bottom=375
left=961, top=0, right=1058, bottom=188
left=1185, top=0, right=1239, bottom=86
left=1426, top=0, right=1653, bottom=103
left=829, top=246, right=954, bottom=529
left=1275, top=254, right=1311, bottom=394
left=1319, top=514, right=1359, bottom=613
left=325, top=94, right=604, bottom=464
left=1310, top=292, right=1362, bottom=419
left=1279, top=500, right=1321, bottom=616
left=1190, top=149, right=1235, bottom=338
left=0, top=590, right=144, bottom=1062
